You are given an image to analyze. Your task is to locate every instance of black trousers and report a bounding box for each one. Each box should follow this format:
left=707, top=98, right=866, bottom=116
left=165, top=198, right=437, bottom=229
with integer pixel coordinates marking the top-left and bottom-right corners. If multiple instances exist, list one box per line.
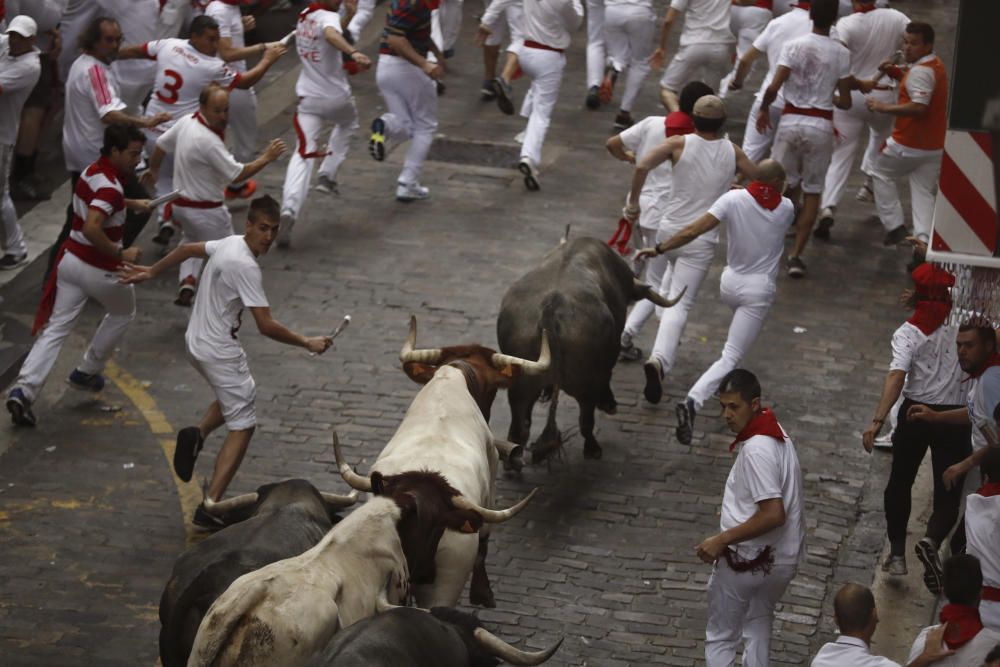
left=884, top=397, right=972, bottom=556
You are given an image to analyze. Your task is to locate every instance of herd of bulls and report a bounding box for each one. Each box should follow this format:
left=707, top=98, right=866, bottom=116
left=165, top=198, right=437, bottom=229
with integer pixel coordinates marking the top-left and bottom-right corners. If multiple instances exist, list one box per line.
left=157, top=236, right=681, bottom=666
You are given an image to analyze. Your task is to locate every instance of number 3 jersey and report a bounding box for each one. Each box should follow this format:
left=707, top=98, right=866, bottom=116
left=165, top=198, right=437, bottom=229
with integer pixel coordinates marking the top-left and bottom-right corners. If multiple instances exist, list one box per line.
left=141, top=38, right=241, bottom=125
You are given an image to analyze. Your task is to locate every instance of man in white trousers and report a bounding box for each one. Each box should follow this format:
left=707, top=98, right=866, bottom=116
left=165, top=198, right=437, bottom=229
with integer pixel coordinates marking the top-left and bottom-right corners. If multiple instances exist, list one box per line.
left=815, top=0, right=909, bottom=239
left=624, top=95, right=760, bottom=405
left=143, top=84, right=287, bottom=306
left=603, top=0, right=656, bottom=130
left=718, top=0, right=772, bottom=98
left=6, top=125, right=148, bottom=427
left=695, top=369, right=804, bottom=667
left=369, top=0, right=444, bottom=202
left=584, top=0, right=606, bottom=109
left=118, top=196, right=333, bottom=530
left=966, top=449, right=1000, bottom=632
left=279, top=0, right=371, bottom=248
left=638, top=160, right=794, bottom=445
left=477, top=0, right=524, bottom=102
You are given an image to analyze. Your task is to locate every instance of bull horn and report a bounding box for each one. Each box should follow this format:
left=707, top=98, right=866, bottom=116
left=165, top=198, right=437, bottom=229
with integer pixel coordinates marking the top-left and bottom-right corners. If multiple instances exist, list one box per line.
left=491, top=331, right=551, bottom=376
left=473, top=628, right=563, bottom=665
left=399, top=316, right=443, bottom=365
left=320, top=489, right=359, bottom=508
left=452, top=488, right=538, bottom=524
left=331, top=431, right=373, bottom=492
left=559, top=224, right=571, bottom=245
left=202, top=491, right=259, bottom=515
left=636, top=279, right=687, bottom=308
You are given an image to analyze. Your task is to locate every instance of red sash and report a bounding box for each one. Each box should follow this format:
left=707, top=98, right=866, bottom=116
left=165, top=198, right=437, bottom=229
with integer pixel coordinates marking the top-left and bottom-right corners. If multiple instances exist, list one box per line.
left=174, top=198, right=223, bottom=209
left=524, top=40, right=563, bottom=53
left=983, top=586, right=1000, bottom=602
left=782, top=104, right=833, bottom=120
left=33, top=239, right=122, bottom=335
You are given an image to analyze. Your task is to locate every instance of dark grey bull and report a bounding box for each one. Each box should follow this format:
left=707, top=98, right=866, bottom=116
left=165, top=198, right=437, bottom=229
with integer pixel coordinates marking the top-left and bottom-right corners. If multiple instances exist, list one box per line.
left=498, top=237, right=682, bottom=461
left=158, top=479, right=357, bottom=667
left=303, top=607, right=561, bottom=667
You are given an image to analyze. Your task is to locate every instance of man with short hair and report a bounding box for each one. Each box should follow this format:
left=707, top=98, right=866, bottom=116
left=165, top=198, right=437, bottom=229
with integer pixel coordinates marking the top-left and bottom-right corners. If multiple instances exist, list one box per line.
left=119, top=196, right=334, bottom=530
left=601, top=0, right=656, bottom=130
left=967, top=448, right=1000, bottom=632
left=696, top=368, right=804, bottom=666
left=6, top=125, right=149, bottom=427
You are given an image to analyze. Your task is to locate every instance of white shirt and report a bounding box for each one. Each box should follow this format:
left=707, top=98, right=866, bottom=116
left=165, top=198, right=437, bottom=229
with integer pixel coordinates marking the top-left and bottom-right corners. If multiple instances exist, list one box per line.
left=108, top=0, right=159, bottom=86
left=834, top=7, right=909, bottom=80
left=811, top=636, right=901, bottom=667
left=0, top=35, right=41, bottom=146
left=205, top=1, right=248, bottom=72
left=967, top=367, right=1000, bottom=451
left=143, top=38, right=241, bottom=123
left=752, top=7, right=813, bottom=104
left=156, top=113, right=243, bottom=203
left=345, top=0, right=377, bottom=40
left=619, top=116, right=672, bottom=230
left=722, top=428, right=805, bottom=565
left=295, top=7, right=351, bottom=100
left=63, top=53, right=127, bottom=173
left=521, top=0, right=583, bottom=50
left=966, top=492, right=1000, bottom=589
left=776, top=32, right=851, bottom=131
left=671, top=0, right=734, bottom=47
left=186, top=235, right=269, bottom=363
left=908, top=624, right=1000, bottom=667
left=707, top=188, right=795, bottom=281
left=659, top=134, right=736, bottom=242
left=889, top=323, right=965, bottom=406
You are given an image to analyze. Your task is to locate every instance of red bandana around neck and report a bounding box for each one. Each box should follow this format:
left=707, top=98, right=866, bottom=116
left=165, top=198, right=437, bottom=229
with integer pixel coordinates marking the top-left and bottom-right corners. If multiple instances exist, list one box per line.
left=854, top=2, right=877, bottom=12
left=790, top=1, right=811, bottom=9
left=976, top=482, right=1000, bottom=497
left=665, top=111, right=694, bottom=137
left=300, top=2, right=326, bottom=20
left=939, top=604, right=984, bottom=650
left=966, top=352, right=1000, bottom=382
left=746, top=182, right=782, bottom=211
left=730, top=408, right=784, bottom=452
left=194, top=111, right=225, bottom=141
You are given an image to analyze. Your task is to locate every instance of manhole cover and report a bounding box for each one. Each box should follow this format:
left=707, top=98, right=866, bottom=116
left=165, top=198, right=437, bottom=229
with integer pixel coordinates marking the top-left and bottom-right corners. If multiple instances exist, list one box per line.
left=426, top=138, right=520, bottom=168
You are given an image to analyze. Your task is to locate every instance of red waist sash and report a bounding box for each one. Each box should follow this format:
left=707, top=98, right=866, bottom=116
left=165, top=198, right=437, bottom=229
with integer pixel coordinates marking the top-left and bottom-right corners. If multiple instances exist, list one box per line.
left=33, top=238, right=122, bottom=335
left=782, top=103, right=833, bottom=120
left=524, top=40, right=563, bottom=53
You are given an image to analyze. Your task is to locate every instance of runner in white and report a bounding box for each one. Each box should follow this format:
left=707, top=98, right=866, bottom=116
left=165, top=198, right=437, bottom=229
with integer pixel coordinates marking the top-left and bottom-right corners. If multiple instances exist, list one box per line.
left=279, top=0, right=371, bottom=249
left=756, top=0, right=851, bottom=278
left=651, top=0, right=734, bottom=112
left=815, top=0, right=909, bottom=239
left=118, top=195, right=333, bottom=530
left=696, top=369, right=804, bottom=667
left=6, top=125, right=149, bottom=427
left=639, top=160, right=794, bottom=444
left=477, top=0, right=524, bottom=102
left=718, top=1, right=773, bottom=98
left=966, top=449, right=1000, bottom=632
left=583, top=0, right=606, bottom=109
left=345, top=0, right=377, bottom=39
left=142, top=84, right=287, bottom=305
left=602, top=0, right=656, bottom=130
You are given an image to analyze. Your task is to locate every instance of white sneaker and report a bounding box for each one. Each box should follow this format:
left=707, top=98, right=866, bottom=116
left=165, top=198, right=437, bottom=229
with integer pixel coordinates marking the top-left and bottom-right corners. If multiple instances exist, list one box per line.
left=314, top=175, right=339, bottom=196
left=513, top=130, right=525, bottom=144
left=396, top=182, right=430, bottom=202
left=856, top=177, right=875, bottom=203
left=277, top=211, right=295, bottom=249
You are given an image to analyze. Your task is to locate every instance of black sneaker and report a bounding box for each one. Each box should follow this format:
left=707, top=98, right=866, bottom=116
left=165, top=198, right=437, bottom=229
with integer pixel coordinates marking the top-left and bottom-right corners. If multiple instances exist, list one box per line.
left=67, top=369, right=106, bottom=392
left=10, top=179, right=49, bottom=201
left=152, top=224, right=175, bottom=246
left=480, top=79, right=497, bottom=101
left=192, top=503, right=227, bottom=532
left=0, top=253, right=28, bottom=270
left=814, top=207, right=834, bottom=240
left=369, top=117, right=386, bottom=161
left=173, top=426, right=204, bottom=483
left=883, top=225, right=909, bottom=246
left=643, top=359, right=663, bottom=404
left=786, top=256, right=807, bottom=278
left=585, top=85, right=600, bottom=110
left=6, top=388, right=36, bottom=427
left=492, top=77, right=514, bottom=115
left=675, top=398, right=696, bottom=445
left=915, top=537, right=943, bottom=596
left=613, top=110, right=634, bottom=131
left=518, top=159, right=539, bottom=191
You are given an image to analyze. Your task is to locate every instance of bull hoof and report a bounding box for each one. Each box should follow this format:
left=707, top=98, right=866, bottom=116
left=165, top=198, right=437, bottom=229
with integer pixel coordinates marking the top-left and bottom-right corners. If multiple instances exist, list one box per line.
left=503, top=450, right=525, bottom=473
left=470, top=587, right=496, bottom=608
left=583, top=441, right=603, bottom=460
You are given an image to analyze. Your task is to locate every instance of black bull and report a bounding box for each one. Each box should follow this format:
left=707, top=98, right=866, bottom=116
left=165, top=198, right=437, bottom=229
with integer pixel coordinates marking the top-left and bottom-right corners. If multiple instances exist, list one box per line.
left=498, top=237, right=682, bottom=461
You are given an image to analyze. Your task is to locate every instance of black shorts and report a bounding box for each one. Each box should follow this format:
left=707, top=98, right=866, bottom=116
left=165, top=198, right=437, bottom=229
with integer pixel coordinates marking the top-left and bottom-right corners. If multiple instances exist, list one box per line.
left=24, top=53, right=54, bottom=109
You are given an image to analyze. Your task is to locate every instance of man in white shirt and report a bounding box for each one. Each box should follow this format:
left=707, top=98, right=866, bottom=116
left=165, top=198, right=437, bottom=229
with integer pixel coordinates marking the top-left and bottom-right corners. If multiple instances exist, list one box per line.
left=756, top=0, right=851, bottom=278
left=119, top=196, right=333, bottom=530
left=718, top=0, right=772, bottom=98
left=966, top=448, right=1000, bottom=632
left=108, top=0, right=160, bottom=113
left=477, top=0, right=524, bottom=102
left=639, top=160, right=795, bottom=445
left=143, top=84, right=287, bottom=306
left=602, top=0, right=656, bottom=130
left=694, top=369, right=804, bottom=666
left=279, top=0, right=371, bottom=248
left=583, top=0, right=606, bottom=110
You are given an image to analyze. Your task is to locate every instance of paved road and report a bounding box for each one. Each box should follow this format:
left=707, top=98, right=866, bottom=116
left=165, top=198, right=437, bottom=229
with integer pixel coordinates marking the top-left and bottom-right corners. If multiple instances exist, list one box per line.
left=0, top=1, right=958, bottom=664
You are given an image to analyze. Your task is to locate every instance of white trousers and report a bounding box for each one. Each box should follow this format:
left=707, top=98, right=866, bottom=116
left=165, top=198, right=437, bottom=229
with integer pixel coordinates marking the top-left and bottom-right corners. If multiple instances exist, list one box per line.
left=624, top=225, right=669, bottom=338
left=604, top=4, right=655, bottom=112
left=431, top=0, right=463, bottom=53
left=719, top=6, right=771, bottom=97
left=585, top=0, right=606, bottom=88
left=742, top=102, right=782, bottom=163
left=519, top=47, right=566, bottom=168
left=660, top=42, right=734, bottom=93
left=0, top=144, right=26, bottom=256
left=771, top=122, right=833, bottom=195
left=688, top=269, right=775, bottom=410
left=820, top=88, right=895, bottom=210
left=376, top=55, right=438, bottom=185
left=871, top=142, right=942, bottom=241
left=173, top=204, right=234, bottom=285
left=982, top=600, right=1000, bottom=632
left=483, top=2, right=524, bottom=52
left=189, top=351, right=257, bottom=430
left=15, top=253, right=136, bottom=402
left=228, top=87, right=259, bottom=168
left=705, top=557, right=797, bottom=667
left=281, top=94, right=358, bottom=218
left=648, top=236, right=716, bottom=373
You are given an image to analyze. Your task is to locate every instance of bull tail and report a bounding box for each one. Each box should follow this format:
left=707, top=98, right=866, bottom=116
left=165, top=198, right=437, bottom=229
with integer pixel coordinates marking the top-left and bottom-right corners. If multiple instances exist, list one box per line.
left=187, top=578, right=269, bottom=667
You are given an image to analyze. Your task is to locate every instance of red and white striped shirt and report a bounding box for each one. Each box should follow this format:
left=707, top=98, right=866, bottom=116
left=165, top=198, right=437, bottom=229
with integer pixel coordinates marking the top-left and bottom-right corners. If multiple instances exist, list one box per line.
left=62, top=53, right=127, bottom=172
left=69, top=156, right=127, bottom=253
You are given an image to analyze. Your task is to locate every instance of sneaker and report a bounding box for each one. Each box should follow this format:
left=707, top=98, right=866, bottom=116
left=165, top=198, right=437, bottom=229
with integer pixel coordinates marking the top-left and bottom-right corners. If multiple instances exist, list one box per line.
left=67, top=369, right=106, bottom=392
left=881, top=555, right=908, bottom=576
left=152, top=223, right=176, bottom=246
left=513, top=130, right=526, bottom=144
left=642, top=358, right=663, bottom=404
left=518, top=159, right=539, bottom=191
left=814, top=207, right=835, bottom=239
left=480, top=79, right=497, bottom=101
left=192, top=503, right=227, bottom=531
left=585, top=85, right=600, bottom=110
left=442, top=48, right=455, bottom=59
left=873, top=431, right=893, bottom=449
left=786, top=256, right=807, bottom=278
left=173, top=426, right=204, bottom=483
left=0, top=253, right=28, bottom=270
left=277, top=211, right=295, bottom=249
left=613, top=110, right=634, bottom=131
left=598, top=68, right=618, bottom=104
left=883, top=225, right=909, bottom=246
left=915, top=537, right=943, bottom=595
left=6, top=388, right=36, bottom=427
left=10, top=179, right=49, bottom=201
left=619, top=334, right=642, bottom=362
left=491, top=77, right=515, bottom=116
left=436, top=80, right=446, bottom=96
left=396, top=181, right=430, bottom=202
left=856, top=178, right=875, bottom=203
left=315, top=175, right=339, bottom=196
left=174, top=278, right=196, bottom=307
left=369, top=117, right=386, bottom=161
left=225, top=180, right=257, bottom=200
left=675, top=398, right=696, bottom=445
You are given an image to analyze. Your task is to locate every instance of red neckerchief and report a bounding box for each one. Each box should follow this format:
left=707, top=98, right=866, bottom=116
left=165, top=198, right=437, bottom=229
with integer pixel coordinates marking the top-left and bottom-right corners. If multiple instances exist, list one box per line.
left=965, top=353, right=1000, bottom=382
left=299, top=2, right=326, bottom=20
left=94, top=155, right=124, bottom=184
left=976, top=482, right=1000, bottom=497
left=730, top=408, right=784, bottom=452
left=665, top=111, right=694, bottom=137
left=939, top=604, right=984, bottom=650
left=854, top=2, right=877, bottom=12
left=193, top=111, right=225, bottom=141
left=790, top=1, right=810, bottom=9
left=745, top=182, right=782, bottom=211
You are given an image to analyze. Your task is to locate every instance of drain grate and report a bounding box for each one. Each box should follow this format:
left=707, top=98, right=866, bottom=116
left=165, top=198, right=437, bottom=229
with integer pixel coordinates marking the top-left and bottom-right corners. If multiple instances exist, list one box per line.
left=426, top=138, right=520, bottom=168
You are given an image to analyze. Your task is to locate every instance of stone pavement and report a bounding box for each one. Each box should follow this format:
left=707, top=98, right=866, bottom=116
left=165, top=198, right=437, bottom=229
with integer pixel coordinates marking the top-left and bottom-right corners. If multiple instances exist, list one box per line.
left=0, top=1, right=959, bottom=664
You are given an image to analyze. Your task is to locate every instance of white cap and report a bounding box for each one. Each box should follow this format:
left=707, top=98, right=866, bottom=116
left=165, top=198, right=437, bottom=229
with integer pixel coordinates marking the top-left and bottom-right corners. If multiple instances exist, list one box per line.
left=5, top=15, right=38, bottom=38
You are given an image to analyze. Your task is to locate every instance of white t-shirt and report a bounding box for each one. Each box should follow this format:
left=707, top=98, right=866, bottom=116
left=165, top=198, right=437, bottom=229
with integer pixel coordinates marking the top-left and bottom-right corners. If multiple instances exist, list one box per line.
left=143, top=38, right=241, bottom=122
left=0, top=36, right=41, bottom=146
left=619, top=116, right=672, bottom=231
left=205, top=1, right=248, bottom=72
left=835, top=7, right=909, bottom=80
left=908, top=625, right=1000, bottom=667
left=186, top=235, right=269, bottom=363
left=776, top=32, right=851, bottom=131
left=888, top=323, right=965, bottom=406
left=968, top=367, right=1000, bottom=451
left=721, top=428, right=805, bottom=566
left=671, top=0, right=734, bottom=47
left=966, top=492, right=1000, bottom=589
left=295, top=7, right=351, bottom=100
left=521, top=0, right=583, bottom=50
left=108, top=0, right=159, bottom=88
left=62, top=53, right=128, bottom=173
left=811, top=636, right=901, bottom=667
left=707, top=189, right=794, bottom=281
left=751, top=6, right=812, bottom=104
left=156, top=113, right=243, bottom=202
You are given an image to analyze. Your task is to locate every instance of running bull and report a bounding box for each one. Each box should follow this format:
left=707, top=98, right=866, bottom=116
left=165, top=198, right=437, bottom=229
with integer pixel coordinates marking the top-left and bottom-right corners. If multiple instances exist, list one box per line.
left=498, top=236, right=683, bottom=461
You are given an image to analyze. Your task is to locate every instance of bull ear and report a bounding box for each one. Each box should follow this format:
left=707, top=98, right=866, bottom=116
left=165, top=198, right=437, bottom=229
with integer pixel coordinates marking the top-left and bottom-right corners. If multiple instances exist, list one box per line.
left=403, top=361, right=437, bottom=385
left=371, top=471, right=386, bottom=495
left=445, top=509, right=484, bottom=534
